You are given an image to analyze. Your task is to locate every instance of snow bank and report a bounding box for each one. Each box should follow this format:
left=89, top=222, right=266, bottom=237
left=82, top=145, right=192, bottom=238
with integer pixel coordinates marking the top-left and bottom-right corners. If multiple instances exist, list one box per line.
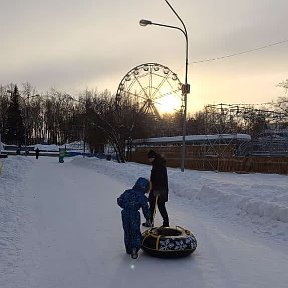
left=34, top=141, right=84, bottom=152
left=0, top=157, right=32, bottom=279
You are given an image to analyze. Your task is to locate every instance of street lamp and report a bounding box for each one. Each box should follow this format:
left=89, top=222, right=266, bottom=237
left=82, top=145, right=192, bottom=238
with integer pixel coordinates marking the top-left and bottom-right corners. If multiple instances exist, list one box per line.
left=139, top=0, right=190, bottom=172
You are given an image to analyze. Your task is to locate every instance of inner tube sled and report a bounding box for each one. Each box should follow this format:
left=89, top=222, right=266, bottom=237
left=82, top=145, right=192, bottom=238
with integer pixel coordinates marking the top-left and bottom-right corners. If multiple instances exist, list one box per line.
left=141, top=226, right=197, bottom=258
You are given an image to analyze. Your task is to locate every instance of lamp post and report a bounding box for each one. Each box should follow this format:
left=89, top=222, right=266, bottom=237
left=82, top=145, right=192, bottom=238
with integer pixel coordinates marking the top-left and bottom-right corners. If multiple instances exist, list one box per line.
left=139, top=0, right=190, bottom=172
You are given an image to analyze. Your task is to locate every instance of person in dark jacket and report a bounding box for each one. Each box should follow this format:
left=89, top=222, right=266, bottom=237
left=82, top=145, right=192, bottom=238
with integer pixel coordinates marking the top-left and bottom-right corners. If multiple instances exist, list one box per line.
left=117, top=177, right=151, bottom=259
left=144, top=149, right=169, bottom=227
left=35, top=148, right=40, bottom=159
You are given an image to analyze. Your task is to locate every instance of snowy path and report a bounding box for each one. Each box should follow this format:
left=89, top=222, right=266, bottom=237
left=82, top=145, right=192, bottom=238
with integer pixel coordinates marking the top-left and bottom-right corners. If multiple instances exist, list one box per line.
left=2, top=156, right=288, bottom=288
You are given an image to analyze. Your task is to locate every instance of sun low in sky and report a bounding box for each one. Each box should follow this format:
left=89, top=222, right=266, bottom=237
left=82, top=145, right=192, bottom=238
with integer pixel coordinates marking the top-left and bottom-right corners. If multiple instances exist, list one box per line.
left=156, top=89, right=183, bottom=114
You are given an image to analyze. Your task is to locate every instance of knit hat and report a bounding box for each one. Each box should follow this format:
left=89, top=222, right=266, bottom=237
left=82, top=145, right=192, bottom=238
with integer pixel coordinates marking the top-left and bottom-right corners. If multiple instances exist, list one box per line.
left=147, top=149, right=157, bottom=158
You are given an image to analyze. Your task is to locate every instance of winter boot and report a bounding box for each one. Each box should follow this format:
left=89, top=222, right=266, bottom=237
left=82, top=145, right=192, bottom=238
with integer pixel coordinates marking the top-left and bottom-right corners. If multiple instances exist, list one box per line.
left=131, top=248, right=138, bottom=259
left=162, top=221, right=169, bottom=227
left=142, top=220, right=153, bottom=227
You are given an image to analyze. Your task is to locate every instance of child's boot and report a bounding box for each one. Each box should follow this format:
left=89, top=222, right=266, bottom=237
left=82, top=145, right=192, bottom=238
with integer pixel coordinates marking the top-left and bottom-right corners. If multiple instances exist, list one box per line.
left=142, top=220, right=153, bottom=227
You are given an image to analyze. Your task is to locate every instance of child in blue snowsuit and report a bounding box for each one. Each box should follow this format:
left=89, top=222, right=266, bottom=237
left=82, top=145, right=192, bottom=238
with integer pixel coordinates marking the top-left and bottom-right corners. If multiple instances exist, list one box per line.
left=117, top=177, right=151, bottom=259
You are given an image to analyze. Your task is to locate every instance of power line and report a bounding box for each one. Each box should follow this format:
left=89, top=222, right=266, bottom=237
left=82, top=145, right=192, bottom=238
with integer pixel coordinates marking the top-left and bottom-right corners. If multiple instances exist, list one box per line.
left=192, top=39, right=288, bottom=64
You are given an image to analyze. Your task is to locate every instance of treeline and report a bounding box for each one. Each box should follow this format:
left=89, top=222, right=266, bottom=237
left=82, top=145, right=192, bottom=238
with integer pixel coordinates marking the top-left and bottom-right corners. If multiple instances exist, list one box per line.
left=1, top=80, right=287, bottom=162
left=0, top=83, right=183, bottom=162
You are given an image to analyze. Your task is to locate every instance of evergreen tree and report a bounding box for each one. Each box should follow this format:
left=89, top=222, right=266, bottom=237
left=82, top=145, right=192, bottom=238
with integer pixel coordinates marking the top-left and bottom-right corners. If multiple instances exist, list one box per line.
left=4, top=85, right=25, bottom=145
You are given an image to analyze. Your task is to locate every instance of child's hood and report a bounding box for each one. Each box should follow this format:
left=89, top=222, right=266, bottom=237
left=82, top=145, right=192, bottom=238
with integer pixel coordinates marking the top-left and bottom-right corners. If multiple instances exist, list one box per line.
left=133, top=177, right=149, bottom=193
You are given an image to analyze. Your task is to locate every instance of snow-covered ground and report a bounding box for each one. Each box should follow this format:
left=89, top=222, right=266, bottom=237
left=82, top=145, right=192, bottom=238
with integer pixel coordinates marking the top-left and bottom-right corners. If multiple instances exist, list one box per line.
left=0, top=155, right=288, bottom=288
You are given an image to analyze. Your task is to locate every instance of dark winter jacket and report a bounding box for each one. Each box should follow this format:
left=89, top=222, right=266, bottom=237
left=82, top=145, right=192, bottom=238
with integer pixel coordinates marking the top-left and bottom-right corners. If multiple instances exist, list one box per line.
left=150, top=154, right=169, bottom=202
left=35, top=148, right=40, bottom=158
left=117, top=177, right=150, bottom=220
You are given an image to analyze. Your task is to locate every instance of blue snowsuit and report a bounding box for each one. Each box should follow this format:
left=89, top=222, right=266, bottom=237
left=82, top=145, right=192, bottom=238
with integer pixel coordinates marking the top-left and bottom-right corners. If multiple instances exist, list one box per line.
left=117, top=177, right=150, bottom=254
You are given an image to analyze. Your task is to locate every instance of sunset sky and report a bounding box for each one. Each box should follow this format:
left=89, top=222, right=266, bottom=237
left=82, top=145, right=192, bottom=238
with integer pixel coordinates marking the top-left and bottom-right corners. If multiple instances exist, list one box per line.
left=1, top=0, right=287, bottom=113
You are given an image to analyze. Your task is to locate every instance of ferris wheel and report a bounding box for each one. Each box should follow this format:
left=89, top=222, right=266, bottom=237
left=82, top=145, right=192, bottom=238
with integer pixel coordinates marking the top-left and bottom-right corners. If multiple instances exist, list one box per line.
left=115, top=63, right=184, bottom=119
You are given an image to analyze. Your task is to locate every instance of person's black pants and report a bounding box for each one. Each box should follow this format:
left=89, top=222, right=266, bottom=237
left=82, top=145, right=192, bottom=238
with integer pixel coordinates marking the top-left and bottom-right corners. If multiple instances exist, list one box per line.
left=149, top=193, right=169, bottom=227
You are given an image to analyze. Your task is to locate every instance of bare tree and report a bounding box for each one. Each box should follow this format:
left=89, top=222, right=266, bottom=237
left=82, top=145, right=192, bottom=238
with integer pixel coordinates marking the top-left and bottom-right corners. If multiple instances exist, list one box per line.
left=275, top=79, right=288, bottom=114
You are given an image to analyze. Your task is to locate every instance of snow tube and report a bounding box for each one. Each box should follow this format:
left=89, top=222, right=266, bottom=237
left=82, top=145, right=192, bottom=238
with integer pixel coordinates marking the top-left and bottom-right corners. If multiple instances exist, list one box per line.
left=141, top=226, right=197, bottom=258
